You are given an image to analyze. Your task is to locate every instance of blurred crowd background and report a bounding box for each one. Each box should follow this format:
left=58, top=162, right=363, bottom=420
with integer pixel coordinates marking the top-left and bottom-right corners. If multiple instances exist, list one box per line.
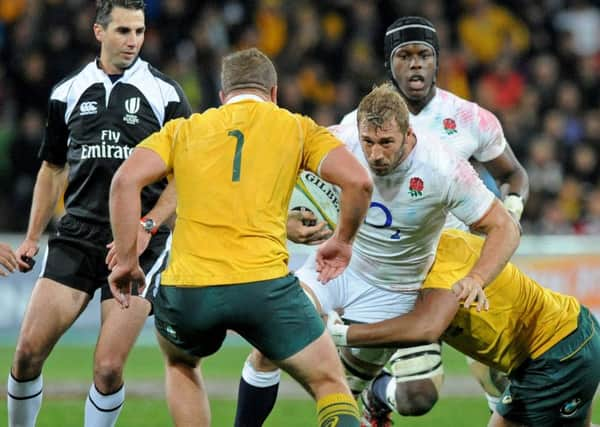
left=0, top=0, right=599, bottom=234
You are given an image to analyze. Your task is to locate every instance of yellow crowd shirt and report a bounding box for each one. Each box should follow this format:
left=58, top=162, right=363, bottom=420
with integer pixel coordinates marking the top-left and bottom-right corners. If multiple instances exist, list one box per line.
left=138, top=95, right=342, bottom=286
left=424, top=229, right=580, bottom=374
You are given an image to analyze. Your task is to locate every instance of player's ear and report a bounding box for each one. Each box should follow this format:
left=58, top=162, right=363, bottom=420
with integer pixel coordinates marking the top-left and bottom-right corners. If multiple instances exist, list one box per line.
left=270, top=85, right=278, bottom=104
left=219, top=90, right=226, bottom=105
left=93, top=23, right=104, bottom=43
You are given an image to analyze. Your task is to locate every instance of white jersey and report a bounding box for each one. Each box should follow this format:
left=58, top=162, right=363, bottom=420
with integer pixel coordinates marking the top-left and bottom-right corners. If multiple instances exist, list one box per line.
left=328, top=122, right=495, bottom=291
left=340, top=87, right=506, bottom=230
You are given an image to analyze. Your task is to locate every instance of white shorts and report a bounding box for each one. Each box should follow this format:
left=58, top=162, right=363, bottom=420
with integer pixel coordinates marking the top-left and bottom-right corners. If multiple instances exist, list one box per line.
left=296, top=254, right=418, bottom=323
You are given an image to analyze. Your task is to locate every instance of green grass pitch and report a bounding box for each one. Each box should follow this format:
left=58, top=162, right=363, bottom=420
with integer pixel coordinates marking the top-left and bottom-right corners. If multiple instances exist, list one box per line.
left=0, top=340, right=598, bottom=426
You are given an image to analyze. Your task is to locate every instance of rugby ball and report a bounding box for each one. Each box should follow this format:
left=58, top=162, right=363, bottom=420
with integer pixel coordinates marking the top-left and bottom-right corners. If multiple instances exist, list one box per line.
left=289, top=171, right=339, bottom=230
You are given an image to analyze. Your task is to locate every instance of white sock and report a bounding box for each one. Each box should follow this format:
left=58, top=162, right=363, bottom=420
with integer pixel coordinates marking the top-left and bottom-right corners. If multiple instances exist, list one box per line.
left=241, top=360, right=281, bottom=388
left=7, top=373, right=43, bottom=427
left=384, top=378, right=398, bottom=411
left=485, top=392, right=500, bottom=412
left=84, top=383, right=125, bottom=427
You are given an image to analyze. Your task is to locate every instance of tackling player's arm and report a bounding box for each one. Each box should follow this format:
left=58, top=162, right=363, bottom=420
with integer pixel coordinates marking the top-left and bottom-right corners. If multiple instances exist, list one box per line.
left=16, top=161, right=68, bottom=271
left=483, top=144, right=529, bottom=222
left=328, top=288, right=459, bottom=347
left=109, top=147, right=168, bottom=307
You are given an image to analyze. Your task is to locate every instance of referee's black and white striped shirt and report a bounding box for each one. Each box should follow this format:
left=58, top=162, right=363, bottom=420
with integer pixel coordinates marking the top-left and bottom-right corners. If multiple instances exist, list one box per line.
left=39, top=57, right=192, bottom=224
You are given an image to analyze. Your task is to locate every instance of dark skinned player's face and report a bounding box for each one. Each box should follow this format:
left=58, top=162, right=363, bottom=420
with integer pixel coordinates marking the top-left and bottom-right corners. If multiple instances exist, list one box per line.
left=391, top=43, right=436, bottom=103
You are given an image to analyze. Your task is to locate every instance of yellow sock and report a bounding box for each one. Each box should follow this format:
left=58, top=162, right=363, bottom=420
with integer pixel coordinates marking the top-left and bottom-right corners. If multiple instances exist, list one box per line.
left=317, top=393, right=360, bottom=427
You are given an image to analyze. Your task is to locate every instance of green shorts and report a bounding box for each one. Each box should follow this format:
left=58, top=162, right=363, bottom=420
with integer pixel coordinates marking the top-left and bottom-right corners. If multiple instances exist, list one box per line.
left=497, top=306, right=600, bottom=426
left=153, top=273, right=324, bottom=361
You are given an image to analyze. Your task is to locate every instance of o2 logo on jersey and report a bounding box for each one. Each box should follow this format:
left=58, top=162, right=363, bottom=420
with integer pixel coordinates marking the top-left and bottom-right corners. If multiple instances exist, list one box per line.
left=123, top=97, right=140, bottom=125
left=365, top=202, right=401, bottom=240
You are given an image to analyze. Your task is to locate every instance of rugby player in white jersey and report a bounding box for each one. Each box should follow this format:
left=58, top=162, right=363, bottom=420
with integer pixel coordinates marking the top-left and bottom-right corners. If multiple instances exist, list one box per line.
left=336, top=16, right=530, bottom=424
left=234, top=83, right=520, bottom=427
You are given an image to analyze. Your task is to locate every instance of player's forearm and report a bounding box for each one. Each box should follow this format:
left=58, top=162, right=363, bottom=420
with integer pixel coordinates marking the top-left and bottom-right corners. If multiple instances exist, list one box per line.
left=319, top=146, right=373, bottom=243
left=346, top=291, right=457, bottom=346
left=335, top=185, right=372, bottom=243
left=503, top=164, right=529, bottom=204
left=110, top=171, right=142, bottom=266
left=143, top=178, right=177, bottom=228
left=347, top=316, right=438, bottom=347
left=469, top=200, right=520, bottom=287
left=25, top=162, right=67, bottom=242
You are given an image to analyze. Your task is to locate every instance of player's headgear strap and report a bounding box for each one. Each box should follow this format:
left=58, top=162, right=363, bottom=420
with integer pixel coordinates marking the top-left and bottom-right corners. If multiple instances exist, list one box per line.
left=384, top=16, right=439, bottom=71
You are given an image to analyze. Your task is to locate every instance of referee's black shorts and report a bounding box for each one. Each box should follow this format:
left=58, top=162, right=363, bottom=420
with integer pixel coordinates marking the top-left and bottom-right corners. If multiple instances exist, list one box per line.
left=41, top=213, right=170, bottom=303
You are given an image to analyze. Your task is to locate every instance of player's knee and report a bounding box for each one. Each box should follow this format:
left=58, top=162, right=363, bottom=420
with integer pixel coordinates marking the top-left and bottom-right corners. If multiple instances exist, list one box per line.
left=12, top=340, right=47, bottom=379
left=394, top=379, right=439, bottom=416
left=247, top=349, right=278, bottom=372
left=242, top=358, right=281, bottom=388
left=467, top=359, right=508, bottom=398
left=389, top=343, right=443, bottom=416
left=94, top=356, right=124, bottom=392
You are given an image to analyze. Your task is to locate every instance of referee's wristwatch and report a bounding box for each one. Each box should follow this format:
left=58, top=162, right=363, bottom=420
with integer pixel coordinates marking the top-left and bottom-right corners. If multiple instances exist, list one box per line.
left=140, top=217, right=158, bottom=235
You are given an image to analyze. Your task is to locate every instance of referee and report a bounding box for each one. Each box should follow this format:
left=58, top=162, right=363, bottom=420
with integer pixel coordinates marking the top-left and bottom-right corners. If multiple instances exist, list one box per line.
left=7, top=2, right=190, bottom=426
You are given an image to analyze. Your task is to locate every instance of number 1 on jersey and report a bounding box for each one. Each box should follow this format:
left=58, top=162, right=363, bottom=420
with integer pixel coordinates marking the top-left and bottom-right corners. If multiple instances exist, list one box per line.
left=228, top=129, right=244, bottom=182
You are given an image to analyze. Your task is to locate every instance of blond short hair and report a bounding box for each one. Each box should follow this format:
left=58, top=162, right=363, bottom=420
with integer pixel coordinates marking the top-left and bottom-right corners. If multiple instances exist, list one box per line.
left=356, top=83, right=409, bottom=133
left=221, top=48, right=277, bottom=96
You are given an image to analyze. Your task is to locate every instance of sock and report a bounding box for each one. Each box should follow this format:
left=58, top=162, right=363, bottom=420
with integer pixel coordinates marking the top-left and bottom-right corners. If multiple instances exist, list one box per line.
left=485, top=392, right=500, bottom=413
left=372, top=372, right=395, bottom=411
left=7, top=373, right=43, bottom=427
left=317, top=393, right=360, bottom=427
left=234, top=361, right=281, bottom=427
left=84, top=383, right=125, bottom=427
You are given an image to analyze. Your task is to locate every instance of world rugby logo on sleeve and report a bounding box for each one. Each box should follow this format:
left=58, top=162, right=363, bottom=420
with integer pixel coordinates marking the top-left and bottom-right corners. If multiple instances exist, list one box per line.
left=289, top=171, right=339, bottom=230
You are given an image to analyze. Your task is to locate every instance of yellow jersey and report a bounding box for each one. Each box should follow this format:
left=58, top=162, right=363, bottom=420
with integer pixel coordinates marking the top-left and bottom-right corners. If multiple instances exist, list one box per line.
left=139, top=96, right=342, bottom=286
left=424, top=229, right=580, bottom=374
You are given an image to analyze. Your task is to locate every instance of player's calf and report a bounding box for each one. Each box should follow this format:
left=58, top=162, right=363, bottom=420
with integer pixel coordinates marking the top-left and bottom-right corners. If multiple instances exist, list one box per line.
left=339, top=347, right=396, bottom=397
left=235, top=351, right=281, bottom=427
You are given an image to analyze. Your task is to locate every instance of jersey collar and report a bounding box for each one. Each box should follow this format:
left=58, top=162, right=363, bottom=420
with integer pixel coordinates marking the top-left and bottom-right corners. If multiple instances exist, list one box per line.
left=225, top=94, right=266, bottom=105
left=414, top=87, right=442, bottom=117
left=95, top=56, right=143, bottom=81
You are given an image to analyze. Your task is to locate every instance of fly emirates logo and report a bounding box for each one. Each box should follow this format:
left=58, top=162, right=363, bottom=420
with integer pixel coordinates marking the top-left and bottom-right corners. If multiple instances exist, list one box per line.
left=81, top=129, right=133, bottom=160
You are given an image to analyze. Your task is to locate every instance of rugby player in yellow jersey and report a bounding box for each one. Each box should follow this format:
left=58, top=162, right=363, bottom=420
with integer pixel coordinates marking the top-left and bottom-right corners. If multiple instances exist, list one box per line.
left=107, top=47, right=373, bottom=427
left=327, top=229, right=600, bottom=427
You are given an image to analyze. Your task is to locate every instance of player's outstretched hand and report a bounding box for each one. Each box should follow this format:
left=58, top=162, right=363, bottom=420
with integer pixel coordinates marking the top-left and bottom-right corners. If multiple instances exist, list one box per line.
left=452, top=275, right=489, bottom=312
left=287, top=210, right=332, bottom=245
left=0, top=243, right=18, bottom=276
left=315, top=236, right=352, bottom=284
left=15, top=239, right=39, bottom=273
left=108, top=263, right=146, bottom=309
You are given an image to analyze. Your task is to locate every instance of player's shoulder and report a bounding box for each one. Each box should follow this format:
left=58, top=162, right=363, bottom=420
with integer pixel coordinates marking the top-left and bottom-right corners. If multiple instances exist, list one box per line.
left=438, top=88, right=500, bottom=129
left=437, top=88, right=479, bottom=118
left=413, top=129, right=462, bottom=171
left=50, top=60, right=96, bottom=101
left=339, top=109, right=358, bottom=126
